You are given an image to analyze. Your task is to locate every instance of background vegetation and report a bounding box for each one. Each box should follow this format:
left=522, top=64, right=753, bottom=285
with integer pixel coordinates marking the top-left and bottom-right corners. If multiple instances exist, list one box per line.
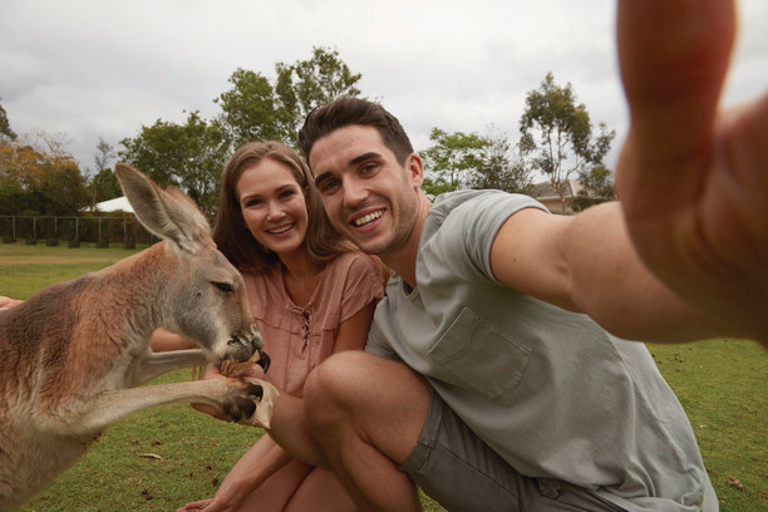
left=1, top=47, right=615, bottom=223
left=2, top=243, right=766, bottom=511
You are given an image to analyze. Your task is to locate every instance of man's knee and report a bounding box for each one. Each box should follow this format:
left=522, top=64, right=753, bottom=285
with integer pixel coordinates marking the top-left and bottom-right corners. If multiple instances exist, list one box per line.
left=304, top=351, right=372, bottom=428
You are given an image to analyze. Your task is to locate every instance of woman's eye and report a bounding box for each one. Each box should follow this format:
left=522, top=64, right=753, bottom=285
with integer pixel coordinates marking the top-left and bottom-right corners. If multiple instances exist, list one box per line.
left=213, top=282, right=234, bottom=293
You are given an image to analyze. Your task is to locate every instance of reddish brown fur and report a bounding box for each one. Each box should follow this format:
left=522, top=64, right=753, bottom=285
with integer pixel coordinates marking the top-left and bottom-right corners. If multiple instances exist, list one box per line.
left=0, top=164, right=272, bottom=510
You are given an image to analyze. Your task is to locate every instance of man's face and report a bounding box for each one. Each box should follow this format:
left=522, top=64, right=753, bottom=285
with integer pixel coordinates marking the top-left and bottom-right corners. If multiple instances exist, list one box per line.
left=308, top=125, right=423, bottom=257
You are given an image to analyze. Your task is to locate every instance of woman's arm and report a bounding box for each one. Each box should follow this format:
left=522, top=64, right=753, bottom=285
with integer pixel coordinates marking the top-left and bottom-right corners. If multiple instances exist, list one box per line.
left=150, top=328, right=197, bottom=352
left=333, top=301, right=377, bottom=353
left=0, top=296, right=24, bottom=311
left=182, top=434, right=294, bottom=512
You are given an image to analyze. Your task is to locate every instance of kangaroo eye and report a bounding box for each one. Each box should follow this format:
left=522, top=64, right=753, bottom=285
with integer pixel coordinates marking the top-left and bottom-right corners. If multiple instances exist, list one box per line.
left=213, top=281, right=234, bottom=293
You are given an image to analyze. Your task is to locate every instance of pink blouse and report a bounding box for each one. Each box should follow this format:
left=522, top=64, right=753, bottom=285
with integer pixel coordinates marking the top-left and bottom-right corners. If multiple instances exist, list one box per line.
left=242, top=252, right=385, bottom=397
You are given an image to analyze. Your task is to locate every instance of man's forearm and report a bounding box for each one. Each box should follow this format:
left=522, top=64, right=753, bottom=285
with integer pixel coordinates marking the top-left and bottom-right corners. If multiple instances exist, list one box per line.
left=564, top=202, right=738, bottom=343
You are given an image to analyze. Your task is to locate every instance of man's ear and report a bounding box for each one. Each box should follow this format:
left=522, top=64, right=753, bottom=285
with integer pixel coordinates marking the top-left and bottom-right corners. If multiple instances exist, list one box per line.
left=405, top=152, right=425, bottom=188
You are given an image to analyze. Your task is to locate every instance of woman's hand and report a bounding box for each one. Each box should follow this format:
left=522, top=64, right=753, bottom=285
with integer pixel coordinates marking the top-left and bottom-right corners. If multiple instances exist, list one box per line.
left=0, top=296, right=24, bottom=311
left=191, top=364, right=240, bottom=420
left=176, top=491, right=242, bottom=512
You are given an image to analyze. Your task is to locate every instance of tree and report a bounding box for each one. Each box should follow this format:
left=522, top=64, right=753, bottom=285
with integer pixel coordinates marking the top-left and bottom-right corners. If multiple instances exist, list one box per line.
left=216, top=68, right=283, bottom=146
left=519, top=72, right=615, bottom=212
left=0, top=131, right=87, bottom=216
left=469, top=128, right=533, bottom=194
left=287, top=46, right=362, bottom=127
left=421, top=128, right=488, bottom=199
left=217, top=46, right=362, bottom=149
left=570, top=164, right=617, bottom=212
left=118, top=111, right=230, bottom=217
left=0, top=97, right=16, bottom=142
left=87, top=137, right=120, bottom=211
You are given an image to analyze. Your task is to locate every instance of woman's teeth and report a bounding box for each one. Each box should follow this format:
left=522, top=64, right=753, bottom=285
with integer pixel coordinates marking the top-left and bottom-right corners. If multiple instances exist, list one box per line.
left=269, top=224, right=293, bottom=234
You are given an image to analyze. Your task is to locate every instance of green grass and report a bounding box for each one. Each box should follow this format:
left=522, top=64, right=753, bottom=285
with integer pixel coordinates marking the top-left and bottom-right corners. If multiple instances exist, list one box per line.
left=3, top=241, right=766, bottom=511
left=645, top=341, right=768, bottom=510
left=0, top=241, right=151, bottom=299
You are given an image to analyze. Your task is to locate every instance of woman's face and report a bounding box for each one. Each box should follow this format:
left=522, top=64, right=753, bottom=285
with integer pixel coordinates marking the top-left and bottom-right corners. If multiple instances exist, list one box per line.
left=236, top=158, right=308, bottom=258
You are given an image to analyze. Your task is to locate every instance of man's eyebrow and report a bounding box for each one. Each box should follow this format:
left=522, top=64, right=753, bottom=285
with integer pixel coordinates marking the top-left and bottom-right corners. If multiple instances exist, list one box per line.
left=349, top=151, right=381, bottom=166
left=313, top=152, right=383, bottom=187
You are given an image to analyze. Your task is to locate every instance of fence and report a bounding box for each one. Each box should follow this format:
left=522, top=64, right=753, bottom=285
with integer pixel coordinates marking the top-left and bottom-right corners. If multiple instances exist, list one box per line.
left=0, top=215, right=156, bottom=249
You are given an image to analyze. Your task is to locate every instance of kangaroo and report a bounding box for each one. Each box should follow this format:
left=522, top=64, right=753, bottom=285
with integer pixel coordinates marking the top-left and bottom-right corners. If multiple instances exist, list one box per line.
left=0, top=163, right=275, bottom=510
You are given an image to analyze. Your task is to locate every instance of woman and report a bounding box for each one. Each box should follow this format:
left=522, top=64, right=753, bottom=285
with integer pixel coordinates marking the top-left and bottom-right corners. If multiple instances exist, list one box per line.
left=175, top=141, right=386, bottom=511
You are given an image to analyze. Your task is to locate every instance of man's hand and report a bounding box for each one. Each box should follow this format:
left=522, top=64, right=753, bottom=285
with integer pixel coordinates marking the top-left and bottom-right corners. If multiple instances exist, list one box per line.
left=615, top=0, right=768, bottom=347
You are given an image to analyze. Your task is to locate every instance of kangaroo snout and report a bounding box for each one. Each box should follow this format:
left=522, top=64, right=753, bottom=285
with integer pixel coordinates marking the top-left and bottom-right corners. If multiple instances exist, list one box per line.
left=224, top=324, right=265, bottom=362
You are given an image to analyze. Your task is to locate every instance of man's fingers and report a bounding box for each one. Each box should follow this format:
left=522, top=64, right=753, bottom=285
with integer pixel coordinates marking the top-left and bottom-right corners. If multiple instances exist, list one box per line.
left=616, top=0, right=736, bottom=208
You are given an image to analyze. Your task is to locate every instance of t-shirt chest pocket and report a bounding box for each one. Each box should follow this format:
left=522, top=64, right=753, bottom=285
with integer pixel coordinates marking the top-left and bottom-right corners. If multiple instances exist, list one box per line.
left=427, top=306, right=532, bottom=399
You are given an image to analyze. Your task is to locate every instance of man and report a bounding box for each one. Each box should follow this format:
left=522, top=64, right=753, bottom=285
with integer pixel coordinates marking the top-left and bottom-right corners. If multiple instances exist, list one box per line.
left=289, top=1, right=764, bottom=510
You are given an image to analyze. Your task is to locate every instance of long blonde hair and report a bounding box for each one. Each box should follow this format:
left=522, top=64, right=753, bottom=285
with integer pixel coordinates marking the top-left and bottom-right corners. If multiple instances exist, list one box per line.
left=212, top=141, right=355, bottom=272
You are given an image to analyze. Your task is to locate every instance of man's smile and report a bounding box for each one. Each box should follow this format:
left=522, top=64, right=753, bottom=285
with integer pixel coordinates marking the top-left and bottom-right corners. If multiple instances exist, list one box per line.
left=352, top=209, right=385, bottom=227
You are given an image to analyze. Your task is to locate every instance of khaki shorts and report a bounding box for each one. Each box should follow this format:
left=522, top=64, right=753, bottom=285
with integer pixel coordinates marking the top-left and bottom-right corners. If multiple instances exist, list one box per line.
left=399, top=389, right=624, bottom=512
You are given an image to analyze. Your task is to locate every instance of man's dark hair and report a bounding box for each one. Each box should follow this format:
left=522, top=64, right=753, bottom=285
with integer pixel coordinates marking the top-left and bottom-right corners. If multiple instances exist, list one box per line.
left=298, top=96, right=414, bottom=168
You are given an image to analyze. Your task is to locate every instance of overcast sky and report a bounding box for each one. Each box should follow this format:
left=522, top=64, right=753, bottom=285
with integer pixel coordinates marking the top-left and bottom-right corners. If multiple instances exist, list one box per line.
left=1, top=0, right=766, bottom=175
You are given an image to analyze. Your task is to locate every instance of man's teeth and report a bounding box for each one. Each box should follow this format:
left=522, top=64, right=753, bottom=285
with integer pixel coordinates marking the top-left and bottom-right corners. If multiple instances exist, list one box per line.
left=354, top=211, right=383, bottom=227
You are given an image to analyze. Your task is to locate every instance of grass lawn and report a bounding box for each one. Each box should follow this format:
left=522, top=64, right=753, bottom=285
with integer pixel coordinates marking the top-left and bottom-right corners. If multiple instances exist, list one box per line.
left=2, top=241, right=766, bottom=511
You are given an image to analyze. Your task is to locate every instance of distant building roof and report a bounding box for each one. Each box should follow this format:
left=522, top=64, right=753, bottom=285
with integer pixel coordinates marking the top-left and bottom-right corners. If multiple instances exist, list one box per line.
left=532, top=178, right=581, bottom=201
left=94, top=196, right=134, bottom=213
left=532, top=178, right=582, bottom=214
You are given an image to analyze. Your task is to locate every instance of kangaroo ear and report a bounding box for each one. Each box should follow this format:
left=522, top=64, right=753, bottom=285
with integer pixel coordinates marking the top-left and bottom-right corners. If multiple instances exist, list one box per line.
left=115, top=163, right=211, bottom=253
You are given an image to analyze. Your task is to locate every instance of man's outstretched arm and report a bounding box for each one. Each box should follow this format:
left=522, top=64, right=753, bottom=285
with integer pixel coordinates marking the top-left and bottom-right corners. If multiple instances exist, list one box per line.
left=615, top=0, right=768, bottom=346
left=493, top=0, right=765, bottom=347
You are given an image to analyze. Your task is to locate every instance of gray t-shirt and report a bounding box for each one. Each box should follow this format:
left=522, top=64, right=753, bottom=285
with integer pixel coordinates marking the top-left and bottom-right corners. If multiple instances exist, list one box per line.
left=367, top=190, right=716, bottom=512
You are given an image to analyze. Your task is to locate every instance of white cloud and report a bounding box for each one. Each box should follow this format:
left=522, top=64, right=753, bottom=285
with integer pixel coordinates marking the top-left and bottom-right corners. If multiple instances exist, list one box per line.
left=0, top=0, right=764, bottom=172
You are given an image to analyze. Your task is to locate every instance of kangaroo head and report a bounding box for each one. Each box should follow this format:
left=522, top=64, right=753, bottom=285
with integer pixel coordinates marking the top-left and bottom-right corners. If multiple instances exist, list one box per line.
left=115, top=163, right=263, bottom=363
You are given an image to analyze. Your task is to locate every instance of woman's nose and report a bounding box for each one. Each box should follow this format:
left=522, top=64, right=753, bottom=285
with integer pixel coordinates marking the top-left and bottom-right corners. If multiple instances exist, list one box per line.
left=266, top=202, right=285, bottom=221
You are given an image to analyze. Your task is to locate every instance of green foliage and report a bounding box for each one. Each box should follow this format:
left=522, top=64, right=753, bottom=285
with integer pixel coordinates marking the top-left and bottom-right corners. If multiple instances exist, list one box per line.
left=0, top=97, right=16, bottom=141
left=468, top=128, right=534, bottom=195
left=216, top=67, right=285, bottom=145
left=571, top=164, right=617, bottom=212
left=288, top=46, right=363, bottom=126
left=422, top=127, right=534, bottom=199
left=519, top=72, right=615, bottom=209
left=88, top=167, right=122, bottom=205
left=118, top=111, right=231, bottom=218
left=421, top=128, right=489, bottom=198
left=118, top=47, right=363, bottom=219
left=85, top=137, right=121, bottom=210
left=216, top=46, right=362, bottom=149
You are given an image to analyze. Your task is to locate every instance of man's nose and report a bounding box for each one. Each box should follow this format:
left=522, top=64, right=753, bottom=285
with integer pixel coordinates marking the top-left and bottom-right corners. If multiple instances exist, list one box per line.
left=342, top=178, right=367, bottom=208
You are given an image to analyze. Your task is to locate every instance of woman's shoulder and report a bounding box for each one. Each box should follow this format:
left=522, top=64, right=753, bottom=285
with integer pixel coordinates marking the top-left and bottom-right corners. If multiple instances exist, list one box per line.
left=240, top=262, right=284, bottom=312
left=326, top=251, right=387, bottom=280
